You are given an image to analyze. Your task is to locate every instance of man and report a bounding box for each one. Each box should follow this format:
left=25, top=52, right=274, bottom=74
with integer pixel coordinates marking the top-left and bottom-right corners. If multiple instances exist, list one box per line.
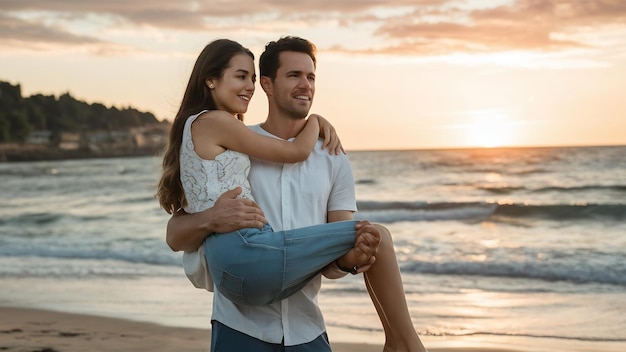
left=166, top=36, right=424, bottom=351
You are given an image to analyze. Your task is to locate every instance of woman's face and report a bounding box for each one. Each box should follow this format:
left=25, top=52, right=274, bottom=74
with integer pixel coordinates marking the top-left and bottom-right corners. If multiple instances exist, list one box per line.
left=209, top=53, right=256, bottom=115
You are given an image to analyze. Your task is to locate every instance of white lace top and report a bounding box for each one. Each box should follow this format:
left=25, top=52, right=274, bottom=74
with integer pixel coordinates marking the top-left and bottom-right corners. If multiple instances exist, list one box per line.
left=180, top=110, right=254, bottom=214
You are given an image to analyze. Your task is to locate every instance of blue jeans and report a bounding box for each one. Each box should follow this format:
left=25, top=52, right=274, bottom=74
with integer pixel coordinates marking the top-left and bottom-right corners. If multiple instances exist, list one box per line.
left=204, top=220, right=358, bottom=305
left=210, top=320, right=332, bottom=352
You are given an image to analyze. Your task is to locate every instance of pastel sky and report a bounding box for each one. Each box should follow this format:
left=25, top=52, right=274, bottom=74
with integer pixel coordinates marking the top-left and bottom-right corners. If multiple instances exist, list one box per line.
left=1, top=0, right=625, bottom=150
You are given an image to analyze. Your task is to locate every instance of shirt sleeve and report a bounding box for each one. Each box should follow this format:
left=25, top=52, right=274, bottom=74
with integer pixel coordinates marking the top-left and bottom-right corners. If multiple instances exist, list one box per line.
left=327, top=153, right=357, bottom=212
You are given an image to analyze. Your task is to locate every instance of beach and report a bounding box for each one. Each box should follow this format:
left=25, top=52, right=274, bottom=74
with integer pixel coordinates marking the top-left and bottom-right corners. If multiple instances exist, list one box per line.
left=1, top=306, right=621, bottom=352
left=0, top=265, right=623, bottom=352
left=1, top=147, right=625, bottom=351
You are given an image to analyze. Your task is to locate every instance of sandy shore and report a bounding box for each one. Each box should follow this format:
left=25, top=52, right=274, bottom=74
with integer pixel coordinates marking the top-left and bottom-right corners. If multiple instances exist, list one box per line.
left=1, top=306, right=621, bottom=352
left=0, top=307, right=517, bottom=352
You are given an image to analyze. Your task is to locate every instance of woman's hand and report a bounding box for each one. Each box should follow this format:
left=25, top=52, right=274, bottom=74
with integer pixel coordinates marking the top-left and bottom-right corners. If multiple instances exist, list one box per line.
left=309, top=113, right=344, bottom=155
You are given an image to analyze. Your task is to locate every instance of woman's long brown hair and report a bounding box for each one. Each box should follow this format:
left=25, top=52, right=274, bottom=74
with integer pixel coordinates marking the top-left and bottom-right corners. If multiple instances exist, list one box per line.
left=156, top=39, right=254, bottom=214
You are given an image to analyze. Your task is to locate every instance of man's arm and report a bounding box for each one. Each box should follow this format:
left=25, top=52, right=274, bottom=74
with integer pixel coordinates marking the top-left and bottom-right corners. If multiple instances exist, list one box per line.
left=166, top=187, right=266, bottom=252
left=320, top=210, right=354, bottom=279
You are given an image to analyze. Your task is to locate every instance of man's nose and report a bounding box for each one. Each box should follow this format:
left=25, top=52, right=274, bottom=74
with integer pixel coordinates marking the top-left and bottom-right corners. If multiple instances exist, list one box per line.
left=297, top=76, right=312, bottom=89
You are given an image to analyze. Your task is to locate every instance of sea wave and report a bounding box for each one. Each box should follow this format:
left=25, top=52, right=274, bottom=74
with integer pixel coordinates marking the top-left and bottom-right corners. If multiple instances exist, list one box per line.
left=0, top=212, right=108, bottom=226
left=355, top=200, right=626, bottom=223
left=532, top=185, right=626, bottom=193
left=425, top=331, right=626, bottom=342
left=2, top=243, right=623, bottom=287
left=476, top=184, right=625, bottom=195
left=0, top=238, right=179, bottom=269
left=326, top=321, right=626, bottom=342
left=401, top=259, right=626, bottom=287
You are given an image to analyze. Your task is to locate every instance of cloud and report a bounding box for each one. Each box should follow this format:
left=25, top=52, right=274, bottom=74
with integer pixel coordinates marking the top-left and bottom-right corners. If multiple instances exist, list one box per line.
left=0, top=12, right=141, bottom=55
left=0, top=13, right=99, bottom=45
left=375, top=21, right=580, bottom=53
left=472, top=0, right=626, bottom=26
left=369, top=0, right=626, bottom=55
left=1, top=0, right=625, bottom=58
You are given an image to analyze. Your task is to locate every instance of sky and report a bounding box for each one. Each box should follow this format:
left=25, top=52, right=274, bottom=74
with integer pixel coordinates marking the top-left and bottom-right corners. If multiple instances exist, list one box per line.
left=1, top=0, right=625, bottom=150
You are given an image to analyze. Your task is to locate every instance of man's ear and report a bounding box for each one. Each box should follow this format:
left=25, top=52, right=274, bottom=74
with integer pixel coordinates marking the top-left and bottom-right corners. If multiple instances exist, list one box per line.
left=260, top=76, right=272, bottom=95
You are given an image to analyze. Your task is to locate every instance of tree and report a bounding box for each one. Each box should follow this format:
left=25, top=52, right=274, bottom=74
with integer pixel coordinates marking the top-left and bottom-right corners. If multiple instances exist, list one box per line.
left=0, top=80, right=163, bottom=143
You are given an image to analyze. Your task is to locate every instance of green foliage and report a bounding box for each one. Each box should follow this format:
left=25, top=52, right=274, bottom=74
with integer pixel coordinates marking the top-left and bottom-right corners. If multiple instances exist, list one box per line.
left=0, top=81, right=160, bottom=143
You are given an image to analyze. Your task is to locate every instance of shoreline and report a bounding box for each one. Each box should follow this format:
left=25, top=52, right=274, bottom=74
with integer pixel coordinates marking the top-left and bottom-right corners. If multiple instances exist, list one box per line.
left=2, top=143, right=624, bottom=163
left=1, top=306, right=622, bottom=352
left=0, top=143, right=162, bottom=162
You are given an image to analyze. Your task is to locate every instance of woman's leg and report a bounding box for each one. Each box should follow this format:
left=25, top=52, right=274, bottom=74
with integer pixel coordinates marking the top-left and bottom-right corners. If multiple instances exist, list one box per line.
left=204, top=221, right=359, bottom=305
left=279, top=220, right=361, bottom=298
left=204, top=225, right=286, bottom=305
left=361, top=225, right=428, bottom=352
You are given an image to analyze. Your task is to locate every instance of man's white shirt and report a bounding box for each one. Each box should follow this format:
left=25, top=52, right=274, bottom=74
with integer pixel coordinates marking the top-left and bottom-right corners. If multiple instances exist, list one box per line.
left=211, top=123, right=357, bottom=345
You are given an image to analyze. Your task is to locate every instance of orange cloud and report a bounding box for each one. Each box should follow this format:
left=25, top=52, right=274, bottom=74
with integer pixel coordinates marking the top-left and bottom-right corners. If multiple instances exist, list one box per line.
left=1, top=0, right=624, bottom=57
left=0, top=13, right=99, bottom=45
left=370, top=0, right=626, bottom=55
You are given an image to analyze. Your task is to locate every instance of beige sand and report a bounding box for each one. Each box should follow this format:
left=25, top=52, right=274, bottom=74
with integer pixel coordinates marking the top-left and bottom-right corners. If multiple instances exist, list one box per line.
left=0, top=307, right=617, bottom=352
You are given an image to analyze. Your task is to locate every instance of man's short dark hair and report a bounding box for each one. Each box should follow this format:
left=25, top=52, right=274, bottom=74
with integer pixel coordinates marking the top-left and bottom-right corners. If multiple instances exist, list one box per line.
left=259, top=36, right=317, bottom=79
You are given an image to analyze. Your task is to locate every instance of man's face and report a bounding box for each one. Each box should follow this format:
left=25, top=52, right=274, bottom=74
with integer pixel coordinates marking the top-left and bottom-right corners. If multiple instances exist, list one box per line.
left=270, top=51, right=316, bottom=120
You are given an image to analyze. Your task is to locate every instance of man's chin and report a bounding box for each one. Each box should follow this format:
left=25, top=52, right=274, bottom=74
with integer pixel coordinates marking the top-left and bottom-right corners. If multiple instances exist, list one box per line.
left=287, top=111, right=309, bottom=120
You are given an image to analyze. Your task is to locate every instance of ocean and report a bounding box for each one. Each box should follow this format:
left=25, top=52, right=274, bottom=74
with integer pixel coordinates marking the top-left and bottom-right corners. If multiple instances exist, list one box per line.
left=1, top=145, right=625, bottom=349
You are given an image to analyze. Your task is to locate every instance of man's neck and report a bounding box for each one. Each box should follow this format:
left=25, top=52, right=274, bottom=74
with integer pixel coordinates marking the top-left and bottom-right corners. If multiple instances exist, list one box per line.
left=261, top=114, right=307, bottom=140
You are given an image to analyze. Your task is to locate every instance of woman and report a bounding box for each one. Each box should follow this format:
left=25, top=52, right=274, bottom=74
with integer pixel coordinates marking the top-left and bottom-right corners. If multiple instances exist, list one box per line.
left=157, top=39, right=373, bottom=305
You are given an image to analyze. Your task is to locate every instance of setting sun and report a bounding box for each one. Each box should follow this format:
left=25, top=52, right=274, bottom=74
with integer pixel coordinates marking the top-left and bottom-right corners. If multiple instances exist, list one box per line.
left=466, top=111, right=516, bottom=148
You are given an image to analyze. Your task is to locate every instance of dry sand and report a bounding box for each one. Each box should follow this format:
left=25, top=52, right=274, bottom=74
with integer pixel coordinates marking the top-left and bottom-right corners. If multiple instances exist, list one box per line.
left=0, top=306, right=615, bottom=352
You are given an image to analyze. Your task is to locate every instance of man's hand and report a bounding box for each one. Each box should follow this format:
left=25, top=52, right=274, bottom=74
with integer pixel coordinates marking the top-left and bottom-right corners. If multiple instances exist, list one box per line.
left=334, top=220, right=381, bottom=275
left=209, top=187, right=266, bottom=233
left=166, top=187, right=266, bottom=252
left=352, top=220, right=381, bottom=273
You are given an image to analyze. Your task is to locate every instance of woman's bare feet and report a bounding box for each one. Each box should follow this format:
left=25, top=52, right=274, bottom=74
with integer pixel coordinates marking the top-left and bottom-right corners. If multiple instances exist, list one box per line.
left=336, top=220, right=381, bottom=273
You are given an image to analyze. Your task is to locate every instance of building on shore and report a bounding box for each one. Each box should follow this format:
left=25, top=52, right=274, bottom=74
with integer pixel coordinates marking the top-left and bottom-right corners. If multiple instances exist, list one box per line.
left=3, top=121, right=170, bottom=162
